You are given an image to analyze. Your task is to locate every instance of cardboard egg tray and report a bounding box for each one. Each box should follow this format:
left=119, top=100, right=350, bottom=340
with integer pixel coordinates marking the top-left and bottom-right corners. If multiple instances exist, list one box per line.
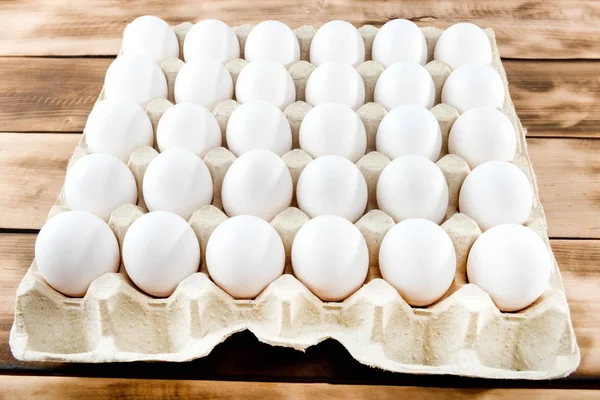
left=10, top=22, right=580, bottom=379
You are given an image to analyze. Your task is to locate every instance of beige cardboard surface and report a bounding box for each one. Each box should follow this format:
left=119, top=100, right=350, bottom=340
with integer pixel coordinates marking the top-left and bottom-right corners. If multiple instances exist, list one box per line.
left=9, top=23, right=580, bottom=379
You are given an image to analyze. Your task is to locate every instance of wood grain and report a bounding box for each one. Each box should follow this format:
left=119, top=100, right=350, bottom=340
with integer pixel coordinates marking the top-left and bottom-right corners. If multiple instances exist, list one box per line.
left=527, top=138, right=600, bottom=238
left=1, top=0, right=600, bottom=59
left=0, top=58, right=107, bottom=133
left=0, top=234, right=598, bottom=381
left=0, top=376, right=599, bottom=400
left=0, top=133, right=80, bottom=230
left=1, top=58, right=599, bottom=137
left=0, top=133, right=598, bottom=237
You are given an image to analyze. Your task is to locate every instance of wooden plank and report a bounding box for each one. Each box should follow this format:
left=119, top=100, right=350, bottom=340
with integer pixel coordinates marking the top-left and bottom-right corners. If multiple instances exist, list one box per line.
left=1, top=0, right=600, bottom=59
left=0, top=235, right=598, bottom=381
left=506, top=60, right=600, bottom=138
left=0, top=376, right=599, bottom=400
left=0, top=58, right=108, bottom=133
left=0, top=133, right=598, bottom=237
left=527, top=138, right=600, bottom=239
left=1, top=58, right=599, bottom=138
left=0, top=133, right=80, bottom=230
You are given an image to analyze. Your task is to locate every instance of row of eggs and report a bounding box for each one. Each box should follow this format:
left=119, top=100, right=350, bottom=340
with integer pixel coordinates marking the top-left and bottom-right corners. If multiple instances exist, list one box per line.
left=36, top=209, right=551, bottom=313
left=88, top=97, right=517, bottom=169
left=105, top=51, right=505, bottom=115
left=65, top=147, right=532, bottom=231
left=124, top=16, right=491, bottom=72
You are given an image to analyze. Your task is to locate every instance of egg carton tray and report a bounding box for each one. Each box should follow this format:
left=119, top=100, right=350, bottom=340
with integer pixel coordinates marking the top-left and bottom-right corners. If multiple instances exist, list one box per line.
left=10, top=22, right=580, bottom=379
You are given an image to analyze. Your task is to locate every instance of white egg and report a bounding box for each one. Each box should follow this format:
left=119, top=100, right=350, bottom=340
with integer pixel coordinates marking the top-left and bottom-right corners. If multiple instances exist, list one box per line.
left=235, top=59, right=296, bottom=110
left=244, top=20, right=300, bottom=67
left=296, top=155, right=368, bottom=223
left=174, top=57, right=234, bottom=111
left=122, top=15, right=179, bottom=63
left=376, top=104, right=442, bottom=161
left=292, top=215, right=369, bottom=301
left=459, top=160, right=533, bottom=231
left=143, top=149, right=213, bottom=220
left=448, top=106, right=516, bottom=168
left=379, top=218, right=456, bottom=306
left=305, top=62, right=365, bottom=110
left=104, top=54, right=168, bottom=107
left=123, top=211, right=200, bottom=297
left=374, top=61, right=435, bottom=110
left=441, top=63, right=505, bottom=113
left=467, top=224, right=552, bottom=312
left=434, top=22, right=492, bottom=70
left=35, top=211, right=120, bottom=297
left=377, top=155, right=448, bottom=224
left=65, top=153, right=137, bottom=221
left=85, top=98, right=153, bottom=163
left=310, top=20, right=365, bottom=67
left=156, top=102, right=222, bottom=157
left=226, top=100, right=292, bottom=157
left=299, top=103, right=366, bottom=162
left=221, top=149, right=293, bottom=221
left=206, top=215, right=285, bottom=299
left=372, top=19, right=427, bottom=67
left=183, top=19, right=240, bottom=63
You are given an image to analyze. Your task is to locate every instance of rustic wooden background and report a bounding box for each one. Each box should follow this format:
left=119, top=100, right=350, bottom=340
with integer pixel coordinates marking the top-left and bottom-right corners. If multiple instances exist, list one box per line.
left=0, top=0, right=599, bottom=398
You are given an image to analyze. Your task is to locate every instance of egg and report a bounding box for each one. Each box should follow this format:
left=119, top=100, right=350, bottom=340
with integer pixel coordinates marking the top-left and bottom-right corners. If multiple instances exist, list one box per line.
left=448, top=106, right=516, bottom=168
left=441, top=63, right=505, bottom=113
left=377, top=155, right=448, bottom=224
left=459, top=160, right=533, bottom=231
left=299, top=103, right=366, bottom=162
left=221, top=149, right=293, bottom=221
left=379, top=218, right=456, bottom=306
left=35, top=211, right=120, bottom=297
left=123, top=211, right=200, bottom=297
left=305, top=62, right=365, bottom=110
left=85, top=98, right=153, bottom=163
left=376, top=104, right=442, bottom=161
left=174, top=57, right=234, bottom=111
left=65, top=153, right=137, bottom=221
left=235, top=59, right=296, bottom=110
left=104, top=54, right=168, bottom=107
left=156, top=102, right=222, bottom=157
left=206, top=215, right=285, bottom=299
left=296, top=155, right=368, bottom=222
left=310, top=20, right=365, bottom=67
left=226, top=100, right=292, bottom=156
left=143, top=149, right=213, bottom=220
left=372, top=19, right=427, bottom=67
left=467, top=224, right=552, bottom=312
left=292, top=215, right=369, bottom=301
left=122, top=15, right=179, bottom=63
left=244, top=20, right=300, bottom=67
left=434, top=22, right=492, bottom=70
left=374, top=61, right=435, bottom=110
left=183, top=19, right=240, bottom=63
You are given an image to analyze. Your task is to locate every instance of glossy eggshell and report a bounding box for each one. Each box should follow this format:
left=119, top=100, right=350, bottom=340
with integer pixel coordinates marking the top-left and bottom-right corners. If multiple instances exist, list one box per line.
left=35, top=211, right=120, bottom=297
left=64, top=153, right=137, bottom=221
left=467, top=224, right=552, bottom=312
left=143, top=149, right=213, bottom=221
left=379, top=218, right=456, bottom=306
left=122, top=211, right=200, bottom=297
left=292, top=215, right=369, bottom=301
left=206, top=215, right=285, bottom=299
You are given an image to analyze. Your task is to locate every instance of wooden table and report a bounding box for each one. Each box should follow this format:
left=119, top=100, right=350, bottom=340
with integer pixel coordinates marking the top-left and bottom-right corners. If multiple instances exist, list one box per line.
left=0, top=1, right=599, bottom=398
